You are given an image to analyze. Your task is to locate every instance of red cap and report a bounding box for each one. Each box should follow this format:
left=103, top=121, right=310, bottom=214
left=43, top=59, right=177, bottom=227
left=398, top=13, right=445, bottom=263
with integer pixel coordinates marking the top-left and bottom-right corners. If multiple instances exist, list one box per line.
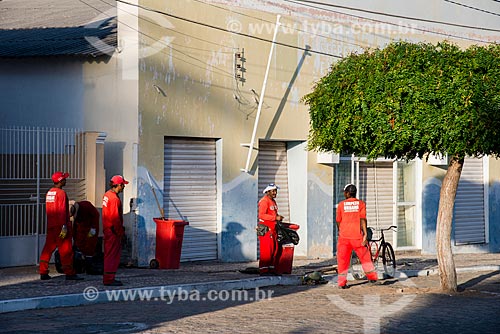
left=111, top=175, right=129, bottom=185
left=51, top=171, right=70, bottom=183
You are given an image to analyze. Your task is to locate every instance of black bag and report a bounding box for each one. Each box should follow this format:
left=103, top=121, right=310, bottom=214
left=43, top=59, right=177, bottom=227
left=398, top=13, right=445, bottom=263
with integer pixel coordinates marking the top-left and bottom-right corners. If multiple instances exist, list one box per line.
left=366, top=228, right=373, bottom=242
left=54, top=247, right=103, bottom=275
left=85, top=251, right=104, bottom=275
left=275, top=222, right=300, bottom=245
left=55, top=248, right=85, bottom=274
left=256, top=224, right=269, bottom=236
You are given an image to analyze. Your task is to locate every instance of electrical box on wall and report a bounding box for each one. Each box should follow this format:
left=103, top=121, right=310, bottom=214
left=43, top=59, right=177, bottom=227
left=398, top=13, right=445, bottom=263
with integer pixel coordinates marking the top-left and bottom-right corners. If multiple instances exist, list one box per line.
left=427, top=153, right=448, bottom=166
left=234, top=48, right=246, bottom=84
left=317, top=152, right=340, bottom=165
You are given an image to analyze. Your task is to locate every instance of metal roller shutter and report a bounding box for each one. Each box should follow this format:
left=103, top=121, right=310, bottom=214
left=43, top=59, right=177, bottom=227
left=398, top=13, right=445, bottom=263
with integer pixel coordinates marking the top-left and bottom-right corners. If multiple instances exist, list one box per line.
left=258, top=141, right=290, bottom=220
left=163, top=138, right=218, bottom=261
left=454, top=157, right=486, bottom=245
left=358, top=162, right=394, bottom=244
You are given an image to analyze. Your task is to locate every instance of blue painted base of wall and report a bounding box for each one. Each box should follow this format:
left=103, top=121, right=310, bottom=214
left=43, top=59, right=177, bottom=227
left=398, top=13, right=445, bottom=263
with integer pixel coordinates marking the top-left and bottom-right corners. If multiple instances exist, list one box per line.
left=221, top=176, right=258, bottom=262
left=136, top=178, right=162, bottom=267
left=422, top=180, right=440, bottom=254
left=489, top=182, right=500, bottom=252
left=422, top=178, right=500, bottom=254
left=307, top=179, right=334, bottom=258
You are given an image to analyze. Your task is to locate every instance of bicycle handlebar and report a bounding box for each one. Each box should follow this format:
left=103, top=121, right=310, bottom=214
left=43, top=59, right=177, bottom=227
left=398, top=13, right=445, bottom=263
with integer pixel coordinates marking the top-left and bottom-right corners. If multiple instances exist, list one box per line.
left=369, top=225, right=398, bottom=232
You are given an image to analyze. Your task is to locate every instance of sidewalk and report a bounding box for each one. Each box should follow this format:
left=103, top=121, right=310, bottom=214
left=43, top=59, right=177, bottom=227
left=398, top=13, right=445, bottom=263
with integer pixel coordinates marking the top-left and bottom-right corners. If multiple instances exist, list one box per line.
left=1, top=252, right=499, bottom=313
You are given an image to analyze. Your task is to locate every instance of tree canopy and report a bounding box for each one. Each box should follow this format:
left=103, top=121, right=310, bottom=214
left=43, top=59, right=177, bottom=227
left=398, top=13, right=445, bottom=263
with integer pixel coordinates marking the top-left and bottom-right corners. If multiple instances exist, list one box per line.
left=303, top=41, right=500, bottom=161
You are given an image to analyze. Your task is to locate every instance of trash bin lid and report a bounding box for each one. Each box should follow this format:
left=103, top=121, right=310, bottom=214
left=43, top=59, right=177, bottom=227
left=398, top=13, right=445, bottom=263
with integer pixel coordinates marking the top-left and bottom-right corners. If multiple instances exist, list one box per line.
left=281, top=222, right=299, bottom=230
left=153, top=218, right=189, bottom=226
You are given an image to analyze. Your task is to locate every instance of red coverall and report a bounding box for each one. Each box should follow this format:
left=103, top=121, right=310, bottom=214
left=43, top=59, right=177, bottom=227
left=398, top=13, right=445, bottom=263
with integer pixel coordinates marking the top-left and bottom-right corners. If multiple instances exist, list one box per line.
left=102, top=190, right=125, bottom=284
left=39, top=188, right=76, bottom=276
left=73, top=201, right=100, bottom=257
left=258, top=195, right=279, bottom=274
left=336, top=197, right=378, bottom=287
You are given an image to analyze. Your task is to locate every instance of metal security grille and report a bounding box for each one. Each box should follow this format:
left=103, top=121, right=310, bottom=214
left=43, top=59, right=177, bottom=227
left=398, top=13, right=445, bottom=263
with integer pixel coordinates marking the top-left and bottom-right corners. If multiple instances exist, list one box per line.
left=358, top=162, right=394, bottom=245
left=454, top=157, right=486, bottom=245
left=163, top=137, right=218, bottom=261
left=258, top=141, right=290, bottom=220
left=0, top=126, right=86, bottom=266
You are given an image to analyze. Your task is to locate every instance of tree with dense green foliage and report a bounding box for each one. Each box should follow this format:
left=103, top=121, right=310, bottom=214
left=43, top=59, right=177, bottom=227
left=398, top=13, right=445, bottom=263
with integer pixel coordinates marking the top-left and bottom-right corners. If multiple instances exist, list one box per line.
left=303, top=41, right=500, bottom=293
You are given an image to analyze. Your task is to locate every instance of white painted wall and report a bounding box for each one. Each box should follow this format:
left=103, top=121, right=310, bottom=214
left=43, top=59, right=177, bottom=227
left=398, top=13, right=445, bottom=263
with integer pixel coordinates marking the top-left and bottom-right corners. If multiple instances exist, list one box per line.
left=287, top=141, right=308, bottom=256
left=0, top=60, right=84, bottom=128
left=83, top=1, right=139, bottom=213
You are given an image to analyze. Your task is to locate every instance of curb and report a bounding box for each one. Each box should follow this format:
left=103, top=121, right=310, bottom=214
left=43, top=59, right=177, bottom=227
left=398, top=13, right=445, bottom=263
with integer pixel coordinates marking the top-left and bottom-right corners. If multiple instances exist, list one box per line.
left=0, top=275, right=301, bottom=314
left=334, top=265, right=500, bottom=284
left=400, top=265, right=500, bottom=278
left=2, top=265, right=499, bottom=314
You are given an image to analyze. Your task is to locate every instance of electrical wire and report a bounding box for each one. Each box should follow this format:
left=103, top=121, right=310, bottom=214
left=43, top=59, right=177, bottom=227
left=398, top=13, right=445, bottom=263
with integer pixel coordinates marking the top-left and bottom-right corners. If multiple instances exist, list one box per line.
left=192, top=0, right=371, bottom=49
left=166, top=43, right=236, bottom=55
left=85, top=0, right=282, bottom=119
left=286, top=0, right=497, bottom=44
left=79, top=0, right=499, bottom=97
left=443, top=0, right=500, bottom=18
left=288, top=0, right=500, bottom=32
left=78, top=0, right=236, bottom=79
left=78, top=0, right=270, bottom=118
left=95, top=0, right=238, bottom=51
left=115, top=0, right=343, bottom=58
left=198, top=0, right=500, bottom=45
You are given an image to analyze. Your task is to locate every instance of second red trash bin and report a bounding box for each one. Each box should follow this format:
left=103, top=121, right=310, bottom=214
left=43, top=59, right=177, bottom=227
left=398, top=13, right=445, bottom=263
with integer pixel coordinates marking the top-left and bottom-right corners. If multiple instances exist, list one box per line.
left=150, top=218, right=189, bottom=269
left=275, top=223, right=300, bottom=274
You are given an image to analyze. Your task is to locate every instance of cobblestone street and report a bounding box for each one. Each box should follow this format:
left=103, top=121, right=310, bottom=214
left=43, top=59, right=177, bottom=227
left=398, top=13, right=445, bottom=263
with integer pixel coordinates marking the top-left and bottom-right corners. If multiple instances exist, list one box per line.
left=1, top=270, right=499, bottom=334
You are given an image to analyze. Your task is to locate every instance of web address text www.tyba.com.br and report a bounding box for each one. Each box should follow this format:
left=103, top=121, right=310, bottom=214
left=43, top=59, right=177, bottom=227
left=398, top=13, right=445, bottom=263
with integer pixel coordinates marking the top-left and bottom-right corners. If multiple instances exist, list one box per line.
left=82, top=286, right=274, bottom=304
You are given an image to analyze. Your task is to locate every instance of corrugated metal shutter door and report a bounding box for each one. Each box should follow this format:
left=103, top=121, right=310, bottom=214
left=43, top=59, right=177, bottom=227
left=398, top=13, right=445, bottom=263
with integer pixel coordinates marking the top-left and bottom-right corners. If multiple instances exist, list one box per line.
left=358, top=162, right=394, bottom=244
left=163, top=138, right=217, bottom=261
left=454, top=157, right=485, bottom=245
left=258, top=141, right=290, bottom=220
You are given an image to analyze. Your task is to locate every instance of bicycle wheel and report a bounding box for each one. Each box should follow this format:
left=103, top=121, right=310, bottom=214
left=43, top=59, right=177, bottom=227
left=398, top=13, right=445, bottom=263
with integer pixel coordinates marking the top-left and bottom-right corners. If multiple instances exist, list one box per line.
left=382, top=243, right=396, bottom=278
left=349, top=251, right=366, bottom=280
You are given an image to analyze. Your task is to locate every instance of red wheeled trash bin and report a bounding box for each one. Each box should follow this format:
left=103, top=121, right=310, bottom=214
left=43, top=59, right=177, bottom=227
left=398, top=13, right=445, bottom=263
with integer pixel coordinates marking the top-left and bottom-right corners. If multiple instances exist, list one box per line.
left=275, top=223, right=300, bottom=274
left=150, top=218, right=189, bottom=269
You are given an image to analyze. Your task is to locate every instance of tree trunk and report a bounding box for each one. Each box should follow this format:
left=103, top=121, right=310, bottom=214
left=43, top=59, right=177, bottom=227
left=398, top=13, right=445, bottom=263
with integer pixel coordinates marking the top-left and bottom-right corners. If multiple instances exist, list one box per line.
left=436, top=155, right=464, bottom=293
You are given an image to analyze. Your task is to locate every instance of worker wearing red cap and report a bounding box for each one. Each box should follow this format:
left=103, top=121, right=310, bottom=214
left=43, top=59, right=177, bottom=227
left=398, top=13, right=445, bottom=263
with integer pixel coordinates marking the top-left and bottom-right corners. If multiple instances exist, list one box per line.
left=102, top=175, right=128, bottom=286
left=257, top=183, right=284, bottom=276
left=336, top=184, right=378, bottom=289
left=39, top=172, right=83, bottom=281
left=70, top=200, right=100, bottom=257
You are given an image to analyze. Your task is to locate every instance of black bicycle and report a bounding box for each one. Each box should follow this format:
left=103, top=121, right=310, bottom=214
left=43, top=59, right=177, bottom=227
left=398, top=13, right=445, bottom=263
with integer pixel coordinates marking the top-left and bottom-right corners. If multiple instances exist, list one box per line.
left=350, top=225, right=397, bottom=280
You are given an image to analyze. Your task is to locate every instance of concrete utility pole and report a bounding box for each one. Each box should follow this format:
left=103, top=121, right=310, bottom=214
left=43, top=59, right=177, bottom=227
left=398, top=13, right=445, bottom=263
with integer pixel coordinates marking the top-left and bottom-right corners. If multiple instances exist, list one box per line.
left=242, top=15, right=281, bottom=173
